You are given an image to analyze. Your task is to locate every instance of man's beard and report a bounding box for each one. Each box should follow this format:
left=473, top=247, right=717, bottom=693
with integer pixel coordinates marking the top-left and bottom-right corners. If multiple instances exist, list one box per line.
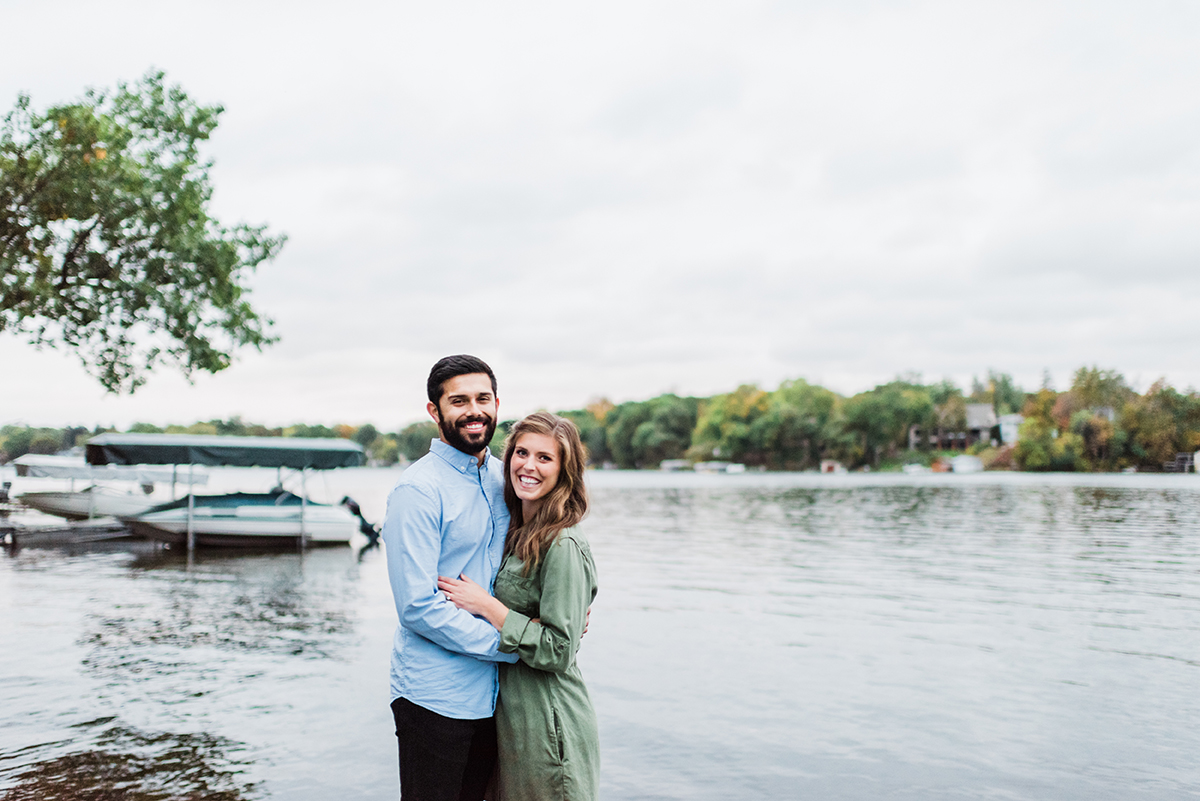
left=437, top=412, right=497, bottom=456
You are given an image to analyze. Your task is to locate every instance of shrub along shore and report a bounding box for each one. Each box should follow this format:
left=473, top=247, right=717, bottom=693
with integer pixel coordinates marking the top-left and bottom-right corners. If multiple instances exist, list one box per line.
left=3, top=367, right=1197, bottom=473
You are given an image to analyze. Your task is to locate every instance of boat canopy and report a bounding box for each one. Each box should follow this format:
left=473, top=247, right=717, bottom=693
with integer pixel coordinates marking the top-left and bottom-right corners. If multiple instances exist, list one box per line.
left=13, top=453, right=208, bottom=484
left=85, top=434, right=367, bottom=470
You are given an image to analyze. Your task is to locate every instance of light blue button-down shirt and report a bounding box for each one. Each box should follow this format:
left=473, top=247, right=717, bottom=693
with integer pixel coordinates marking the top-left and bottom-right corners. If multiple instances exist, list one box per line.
left=382, top=438, right=518, bottom=720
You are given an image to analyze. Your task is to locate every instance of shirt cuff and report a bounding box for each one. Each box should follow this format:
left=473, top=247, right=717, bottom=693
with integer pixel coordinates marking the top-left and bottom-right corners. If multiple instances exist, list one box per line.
left=499, top=609, right=533, bottom=653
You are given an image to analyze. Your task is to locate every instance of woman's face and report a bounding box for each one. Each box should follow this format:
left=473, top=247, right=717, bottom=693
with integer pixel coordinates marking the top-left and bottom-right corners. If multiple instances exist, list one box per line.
left=509, top=432, right=562, bottom=511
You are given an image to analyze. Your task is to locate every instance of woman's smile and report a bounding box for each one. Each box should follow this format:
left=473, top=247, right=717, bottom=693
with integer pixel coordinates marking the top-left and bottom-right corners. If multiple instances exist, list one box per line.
left=510, top=432, right=561, bottom=515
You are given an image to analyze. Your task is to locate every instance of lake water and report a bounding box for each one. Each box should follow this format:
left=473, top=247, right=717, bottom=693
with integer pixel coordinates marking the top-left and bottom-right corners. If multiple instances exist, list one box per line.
left=1, top=469, right=1198, bottom=800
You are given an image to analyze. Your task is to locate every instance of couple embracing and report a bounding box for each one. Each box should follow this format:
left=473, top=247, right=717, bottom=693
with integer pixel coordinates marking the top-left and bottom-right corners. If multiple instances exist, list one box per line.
left=382, top=354, right=600, bottom=801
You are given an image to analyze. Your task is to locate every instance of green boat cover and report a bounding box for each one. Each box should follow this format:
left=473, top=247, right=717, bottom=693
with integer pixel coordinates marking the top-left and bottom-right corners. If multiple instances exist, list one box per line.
left=86, top=433, right=366, bottom=470
left=144, top=491, right=322, bottom=513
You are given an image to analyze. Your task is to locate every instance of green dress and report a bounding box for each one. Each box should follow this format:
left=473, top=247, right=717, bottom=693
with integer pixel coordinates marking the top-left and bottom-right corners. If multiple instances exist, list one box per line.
left=494, top=527, right=599, bottom=801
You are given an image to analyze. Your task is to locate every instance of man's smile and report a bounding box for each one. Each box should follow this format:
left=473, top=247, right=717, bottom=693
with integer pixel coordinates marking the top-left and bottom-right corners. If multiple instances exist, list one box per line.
left=459, top=419, right=489, bottom=434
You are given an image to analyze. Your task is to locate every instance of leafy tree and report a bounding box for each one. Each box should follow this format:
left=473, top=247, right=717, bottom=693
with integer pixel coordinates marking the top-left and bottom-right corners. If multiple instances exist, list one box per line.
left=688, top=385, right=771, bottom=464
left=988, top=371, right=1026, bottom=416
left=368, top=435, right=400, bottom=465
left=631, top=396, right=698, bottom=467
left=1068, top=409, right=1123, bottom=470
left=602, top=395, right=701, bottom=468
left=29, top=431, right=60, bottom=454
left=213, top=416, right=277, bottom=437
left=1013, top=416, right=1054, bottom=470
left=843, top=380, right=933, bottom=466
left=558, top=408, right=609, bottom=465
left=1069, top=366, right=1132, bottom=411
left=1120, top=381, right=1200, bottom=468
left=0, top=71, right=285, bottom=392
left=490, top=420, right=513, bottom=458
left=352, top=423, right=379, bottom=448
left=63, top=425, right=90, bottom=449
left=167, top=421, right=218, bottom=435
left=605, top=401, right=653, bottom=468
left=749, top=379, right=845, bottom=469
left=0, top=424, right=66, bottom=461
left=285, top=423, right=338, bottom=439
left=396, top=421, right=438, bottom=461
left=1014, top=388, right=1087, bottom=471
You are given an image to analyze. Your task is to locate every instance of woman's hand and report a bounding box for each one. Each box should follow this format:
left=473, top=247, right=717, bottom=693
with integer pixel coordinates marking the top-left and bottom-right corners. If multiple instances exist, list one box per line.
left=438, top=573, right=509, bottom=631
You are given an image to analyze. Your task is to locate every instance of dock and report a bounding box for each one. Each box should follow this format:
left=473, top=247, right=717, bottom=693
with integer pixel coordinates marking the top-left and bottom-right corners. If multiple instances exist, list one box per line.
left=0, top=514, right=135, bottom=547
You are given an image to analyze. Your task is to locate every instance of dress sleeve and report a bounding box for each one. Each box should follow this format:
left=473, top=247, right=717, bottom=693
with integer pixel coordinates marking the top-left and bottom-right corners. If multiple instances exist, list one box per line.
left=383, top=481, right=515, bottom=662
left=499, top=535, right=594, bottom=674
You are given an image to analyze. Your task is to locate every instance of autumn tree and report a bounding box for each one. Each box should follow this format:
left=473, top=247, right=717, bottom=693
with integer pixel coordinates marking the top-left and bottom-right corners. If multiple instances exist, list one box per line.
left=0, top=71, right=285, bottom=392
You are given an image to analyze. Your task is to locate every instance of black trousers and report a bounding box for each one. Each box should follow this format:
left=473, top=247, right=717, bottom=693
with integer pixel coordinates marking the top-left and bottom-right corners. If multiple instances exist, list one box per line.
left=391, top=697, right=498, bottom=801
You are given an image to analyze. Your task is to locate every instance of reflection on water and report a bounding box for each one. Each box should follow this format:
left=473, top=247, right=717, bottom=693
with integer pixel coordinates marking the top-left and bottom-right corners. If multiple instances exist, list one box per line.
left=584, top=478, right=1200, bottom=800
left=88, top=550, right=358, bottom=661
left=0, top=717, right=256, bottom=801
left=2, top=472, right=1199, bottom=800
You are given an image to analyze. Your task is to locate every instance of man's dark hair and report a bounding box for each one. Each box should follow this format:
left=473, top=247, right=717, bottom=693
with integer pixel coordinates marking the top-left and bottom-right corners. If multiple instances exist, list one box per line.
left=427, top=354, right=498, bottom=405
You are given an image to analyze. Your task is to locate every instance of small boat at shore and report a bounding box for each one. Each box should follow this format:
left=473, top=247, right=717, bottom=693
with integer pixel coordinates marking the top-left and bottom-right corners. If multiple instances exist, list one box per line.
left=125, top=490, right=358, bottom=548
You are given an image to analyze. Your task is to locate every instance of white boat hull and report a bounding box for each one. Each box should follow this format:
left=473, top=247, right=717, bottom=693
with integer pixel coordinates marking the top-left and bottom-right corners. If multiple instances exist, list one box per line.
left=126, top=503, right=358, bottom=547
left=19, top=490, right=157, bottom=521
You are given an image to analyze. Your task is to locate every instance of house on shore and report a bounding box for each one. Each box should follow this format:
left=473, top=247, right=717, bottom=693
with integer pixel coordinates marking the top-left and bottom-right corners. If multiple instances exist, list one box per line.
left=998, top=413, right=1024, bottom=444
left=908, top=404, right=1001, bottom=450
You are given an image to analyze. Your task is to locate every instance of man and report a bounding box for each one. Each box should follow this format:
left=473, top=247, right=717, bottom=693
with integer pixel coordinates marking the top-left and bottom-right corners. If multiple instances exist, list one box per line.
left=382, top=354, right=517, bottom=801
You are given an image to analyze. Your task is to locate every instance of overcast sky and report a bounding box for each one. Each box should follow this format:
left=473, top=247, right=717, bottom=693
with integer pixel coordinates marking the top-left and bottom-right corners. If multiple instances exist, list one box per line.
left=2, top=0, right=1197, bottom=429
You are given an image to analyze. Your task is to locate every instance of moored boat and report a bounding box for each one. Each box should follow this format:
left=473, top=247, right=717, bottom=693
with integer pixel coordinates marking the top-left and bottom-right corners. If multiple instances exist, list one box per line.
left=125, top=490, right=359, bottom=548
left=20, top=487, right=158, bottom=521
left=13, top=453, right=208, bottom=521
left=86, top=433, right=369, bottom=550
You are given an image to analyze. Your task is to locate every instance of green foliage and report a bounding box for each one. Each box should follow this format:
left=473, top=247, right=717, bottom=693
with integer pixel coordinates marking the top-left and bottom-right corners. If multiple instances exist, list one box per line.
left=1119, top=381, right=1200, bottom=468
left=0, top=71, right=285, bottom=393
left=747, top=379, right=846, bottom=469
left=490, top=420, right=513, bottom=458
left=5, top=366, right=1199, bottom=473
left=0, top=425, right=67, bottom=461
left=557, top=409, right=609, bottom=464
left=207, top=417, right=279, bottom=437
left=353, top=423, right=379, bottom=448
left=989, top=371, right=1026, bottom=416
left=1013, top=372, right=1164, bottom=471
left=284, top=424, right=338, bottom=439
left=605, top=395, right=700, bottom=468
left=396, top=421, right=439, bottom=462
left=1013, top=415, right=1087, bottom=471
left=368, top=435, right=400, bottom=465
left=1069, top=366, right=1133, bottom=411
left=688, top=385, right=770, bottom=464
left=843, top=380, right=933, bottom=466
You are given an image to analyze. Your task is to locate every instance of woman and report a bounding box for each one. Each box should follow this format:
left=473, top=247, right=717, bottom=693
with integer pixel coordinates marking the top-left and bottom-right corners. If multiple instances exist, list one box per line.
left=438, top=411, right=600, bottom=801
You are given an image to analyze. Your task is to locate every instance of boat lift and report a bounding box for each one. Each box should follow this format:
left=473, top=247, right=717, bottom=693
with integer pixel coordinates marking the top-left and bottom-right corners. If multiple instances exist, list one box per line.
left=13, top=454, right=209, bottom=519
left=85, top=433, right=367, bottom=552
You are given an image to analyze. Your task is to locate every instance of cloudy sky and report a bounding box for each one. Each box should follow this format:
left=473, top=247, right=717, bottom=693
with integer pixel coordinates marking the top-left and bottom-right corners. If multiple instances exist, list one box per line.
left=2, top=1, right=1197, bottom=429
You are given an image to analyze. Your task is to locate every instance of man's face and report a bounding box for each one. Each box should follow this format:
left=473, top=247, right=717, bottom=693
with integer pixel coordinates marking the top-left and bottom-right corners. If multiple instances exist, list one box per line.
left=427, top=373, right=498, bottom=457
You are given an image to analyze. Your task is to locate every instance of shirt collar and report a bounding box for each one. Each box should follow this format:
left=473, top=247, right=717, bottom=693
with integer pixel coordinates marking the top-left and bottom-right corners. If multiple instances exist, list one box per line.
left=429, top=438, right=491, bottom=474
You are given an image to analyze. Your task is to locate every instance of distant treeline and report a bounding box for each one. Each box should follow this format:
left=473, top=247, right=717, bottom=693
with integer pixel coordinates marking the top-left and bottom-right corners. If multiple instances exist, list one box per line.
left=554, top=367, right=1199, bottom=472
left=3, top=367, right=1198, bottom=472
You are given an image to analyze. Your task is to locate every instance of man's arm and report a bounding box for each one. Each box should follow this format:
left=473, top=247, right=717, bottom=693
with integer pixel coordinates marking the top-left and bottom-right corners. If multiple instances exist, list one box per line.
left=382, top=482, right=516, bottom=662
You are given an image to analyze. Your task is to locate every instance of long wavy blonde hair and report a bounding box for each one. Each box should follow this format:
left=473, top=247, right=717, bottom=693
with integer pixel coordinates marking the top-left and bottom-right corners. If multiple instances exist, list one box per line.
left=502, top=411, right=589, bottom=572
